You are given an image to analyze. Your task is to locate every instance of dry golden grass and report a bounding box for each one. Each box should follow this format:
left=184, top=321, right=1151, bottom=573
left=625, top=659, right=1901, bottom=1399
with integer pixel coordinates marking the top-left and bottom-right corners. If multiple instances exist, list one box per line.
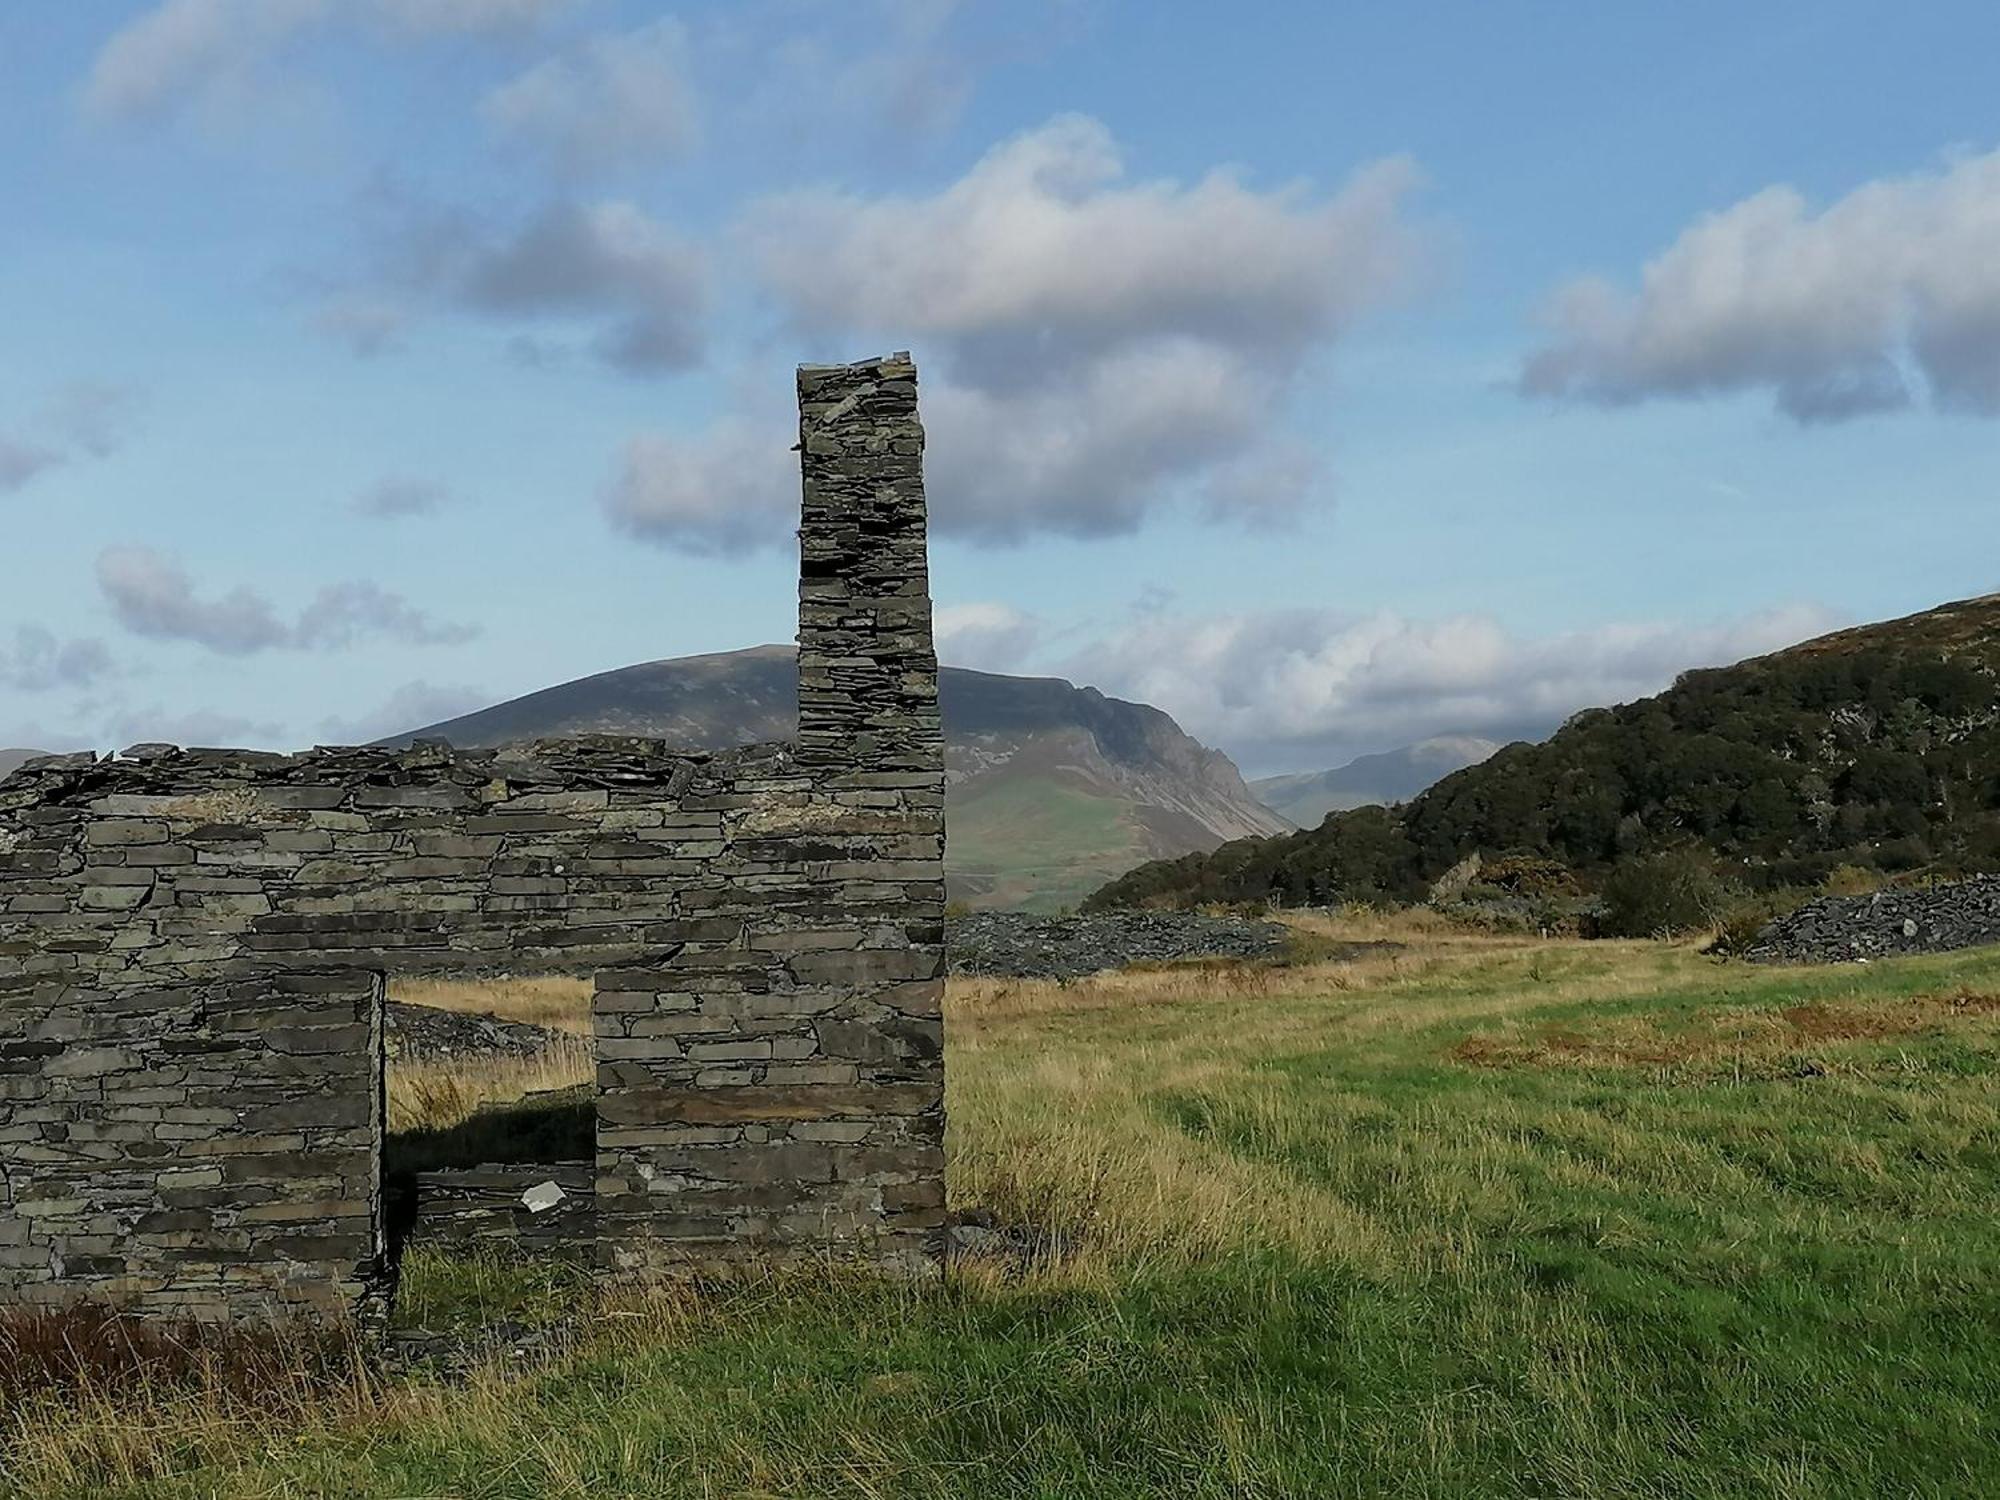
left=394, top=974, right=593, bottom=1033
left=941, top=918, right=1694, bottom=1275
left=386, top=1040, right=594, bottom=1134
left=386, top=976, right=595, bottom=1134
left=3, top=1344, right=390, bottom=1496
left=8, top=921, right=1996, bottom=1497
left=382, top=920, right=1680, bottom=1158
left=1452, top=983, right=2000, bottom=1073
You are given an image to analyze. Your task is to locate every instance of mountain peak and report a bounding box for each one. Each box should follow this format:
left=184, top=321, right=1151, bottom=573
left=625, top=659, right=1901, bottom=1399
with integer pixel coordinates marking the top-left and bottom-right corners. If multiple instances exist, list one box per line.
left=385, top=653, right=1289, bottom=911
left=1252, top=736, right=1503, bottom=827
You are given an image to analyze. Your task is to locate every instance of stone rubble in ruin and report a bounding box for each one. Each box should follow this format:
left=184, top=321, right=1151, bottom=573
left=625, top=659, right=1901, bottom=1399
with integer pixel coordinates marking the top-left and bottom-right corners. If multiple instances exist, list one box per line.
left=0, top=354, right=945, bottom=1325
left=1743, top=875, right=2000, bottom=964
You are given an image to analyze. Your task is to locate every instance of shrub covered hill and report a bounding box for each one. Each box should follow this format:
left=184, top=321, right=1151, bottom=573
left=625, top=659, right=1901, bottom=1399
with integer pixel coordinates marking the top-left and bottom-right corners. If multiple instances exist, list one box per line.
left=1088, top=592, right=2000, bottom=911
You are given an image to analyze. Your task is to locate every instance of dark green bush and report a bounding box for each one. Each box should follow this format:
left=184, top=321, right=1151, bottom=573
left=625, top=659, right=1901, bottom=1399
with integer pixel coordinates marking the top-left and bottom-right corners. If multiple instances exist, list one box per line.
left=1600, top=850, right=1732, bottom=938
left=1086, top=605, right=2000, bottom=913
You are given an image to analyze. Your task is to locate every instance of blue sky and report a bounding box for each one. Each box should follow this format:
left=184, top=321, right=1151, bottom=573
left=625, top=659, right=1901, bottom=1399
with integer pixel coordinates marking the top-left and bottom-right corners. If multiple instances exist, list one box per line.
left=2, top=0, right=1996, bottom=774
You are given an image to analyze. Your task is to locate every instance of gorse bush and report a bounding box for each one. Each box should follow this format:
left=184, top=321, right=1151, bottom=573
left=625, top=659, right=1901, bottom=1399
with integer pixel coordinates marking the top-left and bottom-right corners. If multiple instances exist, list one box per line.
left=1823, top=862, right=1888, bottom=897
left=1475, top=855, right=1581, bottom=898
left=1599, top=850, right=1733, bottom=938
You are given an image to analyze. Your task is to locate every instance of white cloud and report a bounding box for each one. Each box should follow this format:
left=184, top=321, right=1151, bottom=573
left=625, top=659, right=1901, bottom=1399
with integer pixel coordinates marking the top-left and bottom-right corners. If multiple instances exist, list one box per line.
left=107, top=706, right=287, bottom=750
left=352, top=477, right=455, bottom=518
left=0, top=628, right=115, bottom=693
left=462, top=201, right=706, bottom=372
left=95, top=546, right=477, bottom=655
left=292, top=581, right=476, bottom=649
left=0, top=724, right=89, bottom=759
left=41, top=382, right=143, bottom=459
left=483, top=19, right=698, bottom=174
left=747, top=115, right=1422, bottom=381
left=328, top=192, right=707, bottom=373
left=318, top=680, right=490, bottom=743
left=610, top=340, right=1293, bottom=553
left=83, top=0, right=330, bottom=121
left=84, top=0, right=576, bottom=122
left=313, top=297, right=408, bottom=357
left=734, top=0, right=982, bottom=148
left=605, top=418, right=796, bottom=555
left=814, top=0, right=972, bottom=140
left=610, top=116, right=1427, bottom=553
left=1061, top=602, right=1842, bottom=774
left=96, top=547, right=291, bottom=653
left=934, top=602, right=1040, bottom=672
left=374, top=0, right=580, bottom=36
left=920, top=340, right=1318, bottom=541
left=1522, top=146, right=2000, bottom=421
left=0, top=380, right=143, bottom=496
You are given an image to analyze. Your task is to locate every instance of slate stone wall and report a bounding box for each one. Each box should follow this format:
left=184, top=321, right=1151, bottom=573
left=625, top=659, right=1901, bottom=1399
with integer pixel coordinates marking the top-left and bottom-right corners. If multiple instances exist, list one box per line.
left=597, top=353, right=947, bottom=1276
left=0, top=738, right=768, bottom=990
left=403, top=1163, right=594, bottom=1260
left=0, top=964, right=384, bottom=1323
left=796, top=354, right=941, bottom=779
left=0, top=352, right=946, bottom=1322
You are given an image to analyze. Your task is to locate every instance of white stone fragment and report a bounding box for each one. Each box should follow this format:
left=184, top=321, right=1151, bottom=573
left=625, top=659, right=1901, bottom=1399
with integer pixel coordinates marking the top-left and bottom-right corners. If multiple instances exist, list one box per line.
left=521, top=1180, right=568, bottom=1215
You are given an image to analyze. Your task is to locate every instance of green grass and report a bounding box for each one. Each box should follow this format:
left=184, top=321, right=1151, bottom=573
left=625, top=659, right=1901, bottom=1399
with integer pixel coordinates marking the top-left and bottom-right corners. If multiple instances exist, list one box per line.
left=392, top=1245, right=590, bottom=1336
left=10, top=933, right=2000, bottom=1497
left=947, top=772, right=1150, bottom=911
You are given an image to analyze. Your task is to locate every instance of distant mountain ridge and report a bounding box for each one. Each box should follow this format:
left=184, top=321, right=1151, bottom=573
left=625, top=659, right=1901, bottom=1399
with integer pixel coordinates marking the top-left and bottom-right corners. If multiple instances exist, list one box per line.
left=1252, top=736, right=1502, bottom=826
left=386, top=646, right=1291, bottom=911
left=0, top=749, right=48, bottom=780
left=1090, top=591, right=2000, bottom=911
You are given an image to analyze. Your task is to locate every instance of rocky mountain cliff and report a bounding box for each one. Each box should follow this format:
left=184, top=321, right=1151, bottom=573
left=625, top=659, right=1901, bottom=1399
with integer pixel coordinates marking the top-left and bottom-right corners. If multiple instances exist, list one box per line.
left=1252, top=736, right=1502, bottom=827
left=1091, top=591, right=2000, bottom=911
left=385, top=646, right=1290, bottom=911
left=0, top=750, right=47, bottom=780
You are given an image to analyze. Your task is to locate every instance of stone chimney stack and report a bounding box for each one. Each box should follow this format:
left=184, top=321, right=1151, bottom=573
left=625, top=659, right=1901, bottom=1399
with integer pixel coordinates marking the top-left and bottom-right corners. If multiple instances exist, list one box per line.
left=794, top=353, right=943, bottom=780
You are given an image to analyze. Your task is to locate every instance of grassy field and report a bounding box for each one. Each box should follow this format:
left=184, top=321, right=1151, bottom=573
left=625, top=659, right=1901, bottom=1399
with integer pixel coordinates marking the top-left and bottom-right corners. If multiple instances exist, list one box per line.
left=945, top=771, right=1153, bottom=912
left=7, top=917, right=1998, bottom=1498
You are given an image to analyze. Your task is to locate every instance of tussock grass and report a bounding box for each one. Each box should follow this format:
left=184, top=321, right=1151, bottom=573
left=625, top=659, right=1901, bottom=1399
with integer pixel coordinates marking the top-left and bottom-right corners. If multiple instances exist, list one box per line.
left=0, top=1307, right=383, bottom=1496
left=6, top=926, right=1998, bottom=1497
left=386, top=976, right=594, bottom=1142
left=388, top=1038, right=594, bottom=1136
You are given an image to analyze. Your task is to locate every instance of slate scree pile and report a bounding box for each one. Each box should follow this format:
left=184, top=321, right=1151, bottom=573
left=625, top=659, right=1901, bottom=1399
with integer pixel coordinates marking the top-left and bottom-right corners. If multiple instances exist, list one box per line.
left=0, top=355, right=948, bottom=1326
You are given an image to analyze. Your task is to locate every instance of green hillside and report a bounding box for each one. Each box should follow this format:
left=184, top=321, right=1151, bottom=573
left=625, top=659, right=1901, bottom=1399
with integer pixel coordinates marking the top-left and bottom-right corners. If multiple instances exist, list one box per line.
left=947, top=774, right=1148, bottom=912
left=1090, top=592, right=2000, bottom=911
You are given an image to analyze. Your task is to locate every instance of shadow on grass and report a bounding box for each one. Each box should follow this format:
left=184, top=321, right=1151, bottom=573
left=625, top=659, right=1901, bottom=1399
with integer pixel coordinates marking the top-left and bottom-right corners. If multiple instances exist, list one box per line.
left=386, top=1086, right=594, bottom=1177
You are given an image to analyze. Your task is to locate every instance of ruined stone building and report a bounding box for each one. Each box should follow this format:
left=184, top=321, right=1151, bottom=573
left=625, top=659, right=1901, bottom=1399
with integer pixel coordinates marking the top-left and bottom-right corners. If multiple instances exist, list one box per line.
left=0, top=355, right=946, bottom=1325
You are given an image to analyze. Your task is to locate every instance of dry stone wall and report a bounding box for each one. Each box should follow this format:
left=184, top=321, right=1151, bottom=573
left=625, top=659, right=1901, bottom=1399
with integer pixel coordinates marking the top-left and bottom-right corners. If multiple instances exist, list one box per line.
left=0, top=963, right=384, bottom=1323
left=0, top=352, right=945, bottom=1324
left=403, top=1163, right=594, bottom=1260
left=596, top=355, right=946, bottom=1277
